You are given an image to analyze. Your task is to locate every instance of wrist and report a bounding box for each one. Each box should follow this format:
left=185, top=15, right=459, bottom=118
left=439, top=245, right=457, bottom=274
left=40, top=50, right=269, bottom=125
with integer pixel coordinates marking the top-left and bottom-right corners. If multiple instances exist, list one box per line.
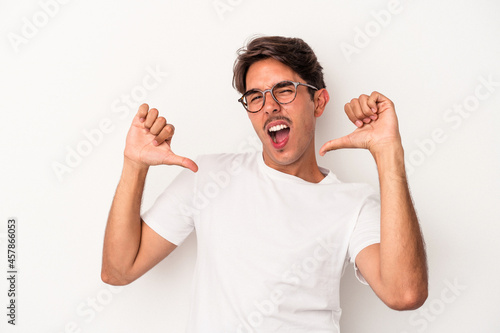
left=122, top=156, right=149, bottom=178
left=370, top=140, right=404, bottom=161
left=370, top=142, right=407, bottom=181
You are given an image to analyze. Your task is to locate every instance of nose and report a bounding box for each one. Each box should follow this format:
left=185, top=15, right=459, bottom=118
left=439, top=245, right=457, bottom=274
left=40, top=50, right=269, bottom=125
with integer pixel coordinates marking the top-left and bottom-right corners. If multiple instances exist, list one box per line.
left=262, top=90, right=281, bottom=114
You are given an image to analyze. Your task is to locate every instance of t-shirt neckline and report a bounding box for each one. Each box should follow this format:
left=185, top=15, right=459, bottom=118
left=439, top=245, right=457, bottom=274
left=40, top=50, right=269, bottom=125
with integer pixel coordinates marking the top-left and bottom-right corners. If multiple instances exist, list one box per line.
left=255, top=152, right=337, bottom=185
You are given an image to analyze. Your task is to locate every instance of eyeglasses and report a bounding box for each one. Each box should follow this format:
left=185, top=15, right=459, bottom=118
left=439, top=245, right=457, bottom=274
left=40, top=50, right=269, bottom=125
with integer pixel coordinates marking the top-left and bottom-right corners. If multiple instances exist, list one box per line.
left=238, top=80, right=318, bottom=113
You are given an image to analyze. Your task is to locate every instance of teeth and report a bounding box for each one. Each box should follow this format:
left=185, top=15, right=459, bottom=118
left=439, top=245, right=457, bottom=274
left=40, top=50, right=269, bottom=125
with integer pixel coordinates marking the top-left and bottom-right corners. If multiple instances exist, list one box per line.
left=268, top=124, right=289, bottom=132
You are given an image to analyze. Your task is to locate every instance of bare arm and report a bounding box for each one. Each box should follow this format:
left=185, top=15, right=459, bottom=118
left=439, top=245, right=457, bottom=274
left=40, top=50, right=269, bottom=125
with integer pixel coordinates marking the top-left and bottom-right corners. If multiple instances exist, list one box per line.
left=356, top=143, right=427, bottom=310
left=320, top=91, right=428, bottom=310
left=101, top=104, right=198, bottom=286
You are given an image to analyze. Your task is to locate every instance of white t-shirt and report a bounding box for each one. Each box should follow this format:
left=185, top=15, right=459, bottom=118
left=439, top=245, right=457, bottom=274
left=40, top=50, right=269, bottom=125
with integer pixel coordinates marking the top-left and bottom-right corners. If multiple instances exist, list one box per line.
left=142, top=151, right=380, bottom=333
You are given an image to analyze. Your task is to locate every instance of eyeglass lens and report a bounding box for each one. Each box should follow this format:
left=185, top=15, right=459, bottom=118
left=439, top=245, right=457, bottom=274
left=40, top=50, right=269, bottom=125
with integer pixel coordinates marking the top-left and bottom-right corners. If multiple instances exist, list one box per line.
left=243, top=81, right=297, bottom=112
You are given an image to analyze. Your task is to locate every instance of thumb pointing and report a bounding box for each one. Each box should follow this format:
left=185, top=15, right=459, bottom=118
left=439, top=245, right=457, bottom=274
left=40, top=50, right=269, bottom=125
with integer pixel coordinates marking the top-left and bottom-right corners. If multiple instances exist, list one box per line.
left=165, top=153, right=199, bottom=173
left=319, top=135, right=354, bottom=156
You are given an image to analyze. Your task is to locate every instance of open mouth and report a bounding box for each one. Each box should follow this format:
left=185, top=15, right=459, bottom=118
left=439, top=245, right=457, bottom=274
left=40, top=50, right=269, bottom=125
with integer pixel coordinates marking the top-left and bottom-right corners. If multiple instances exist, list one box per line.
left=268, top=124, right=290, bottom=148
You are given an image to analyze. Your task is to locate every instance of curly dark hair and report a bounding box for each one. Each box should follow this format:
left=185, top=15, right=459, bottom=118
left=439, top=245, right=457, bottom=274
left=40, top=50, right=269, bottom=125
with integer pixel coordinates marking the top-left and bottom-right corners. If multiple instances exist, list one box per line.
left=232, top=36, right=326, bottom=99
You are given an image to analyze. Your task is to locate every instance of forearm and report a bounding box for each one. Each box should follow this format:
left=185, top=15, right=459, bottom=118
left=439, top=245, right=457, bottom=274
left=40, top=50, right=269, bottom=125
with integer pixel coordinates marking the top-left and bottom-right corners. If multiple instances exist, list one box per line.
left=372, top=143, right=428, bottom=303
left=101, top=158, right=149, bottom=284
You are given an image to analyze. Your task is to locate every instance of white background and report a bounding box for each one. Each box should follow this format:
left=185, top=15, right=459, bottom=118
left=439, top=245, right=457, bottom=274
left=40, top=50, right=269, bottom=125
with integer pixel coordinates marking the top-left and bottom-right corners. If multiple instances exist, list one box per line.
left=1, top=0, right=499, bottom=332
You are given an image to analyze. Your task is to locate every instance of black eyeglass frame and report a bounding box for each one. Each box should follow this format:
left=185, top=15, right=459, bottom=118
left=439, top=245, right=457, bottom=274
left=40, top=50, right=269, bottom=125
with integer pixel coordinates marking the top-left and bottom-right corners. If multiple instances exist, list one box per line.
left=238, top=80, right=318, bottom=113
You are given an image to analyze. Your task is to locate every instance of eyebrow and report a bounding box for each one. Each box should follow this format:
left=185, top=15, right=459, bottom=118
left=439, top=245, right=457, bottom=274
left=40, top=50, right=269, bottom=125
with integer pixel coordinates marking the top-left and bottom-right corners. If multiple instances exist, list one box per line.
left=244, top=80, right=293, bottom=94
left=274, top=81, right=294, bottom=88
left=243, top=88, right=261, bottom=95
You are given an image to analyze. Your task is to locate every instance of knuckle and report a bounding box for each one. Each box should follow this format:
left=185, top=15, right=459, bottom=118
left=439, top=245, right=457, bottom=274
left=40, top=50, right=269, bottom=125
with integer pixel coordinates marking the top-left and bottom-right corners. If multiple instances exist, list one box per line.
left=161, top=125, right=174, bottom=137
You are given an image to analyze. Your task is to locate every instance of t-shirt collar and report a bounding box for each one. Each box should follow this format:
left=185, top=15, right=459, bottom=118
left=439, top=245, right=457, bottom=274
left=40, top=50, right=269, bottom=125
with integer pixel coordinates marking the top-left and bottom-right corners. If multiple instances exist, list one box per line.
left=255, top=151, right=338, bottom=185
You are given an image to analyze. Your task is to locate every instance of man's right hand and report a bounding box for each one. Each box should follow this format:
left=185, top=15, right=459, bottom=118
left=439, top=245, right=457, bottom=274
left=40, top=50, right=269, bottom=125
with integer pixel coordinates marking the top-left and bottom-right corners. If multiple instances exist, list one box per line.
left=124, top=103, right=198, bottom=172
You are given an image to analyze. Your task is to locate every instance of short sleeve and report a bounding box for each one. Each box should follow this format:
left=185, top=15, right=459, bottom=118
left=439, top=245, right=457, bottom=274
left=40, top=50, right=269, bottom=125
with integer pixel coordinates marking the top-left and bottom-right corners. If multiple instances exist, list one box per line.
left=348, top=189, right=381, bottom=285
left=141, top=166, right=197, bottom=246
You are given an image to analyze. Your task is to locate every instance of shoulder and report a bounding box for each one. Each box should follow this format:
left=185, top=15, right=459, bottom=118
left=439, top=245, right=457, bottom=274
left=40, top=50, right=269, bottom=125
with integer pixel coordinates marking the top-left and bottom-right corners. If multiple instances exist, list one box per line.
left=186, top=152, right=260, bottom=191
left=195, top=151, right=259, bottom=171
left=321, top=170, right=379, bottom=201
left=196, top=151, right=257, bottom=162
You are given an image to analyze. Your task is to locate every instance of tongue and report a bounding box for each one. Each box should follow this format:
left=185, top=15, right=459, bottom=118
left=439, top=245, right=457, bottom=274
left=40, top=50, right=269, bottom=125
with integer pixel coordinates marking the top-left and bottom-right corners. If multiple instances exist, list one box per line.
left=275, top=128, right=290, bottom=144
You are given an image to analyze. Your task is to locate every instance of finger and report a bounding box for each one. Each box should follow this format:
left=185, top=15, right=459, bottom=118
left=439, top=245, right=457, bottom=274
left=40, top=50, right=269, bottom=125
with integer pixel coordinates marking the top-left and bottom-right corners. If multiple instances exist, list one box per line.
left=149, top=116, right=167, bottom=135
left=349, top=98, right=370, bottom=124
left=358, top=94, right=375, bottom=118
left=136, top=103, right=149, bottom=122
left=345, top=103, right=363, bottom=128
left=153, top=124, right=175, bottom=146
left=319, top=135, right=354, bottom=156
left=144, top=108, right=159, bottom=130
left=367, top=91, right=383, bottom=113
left=164, top=153, right=199, bottom=173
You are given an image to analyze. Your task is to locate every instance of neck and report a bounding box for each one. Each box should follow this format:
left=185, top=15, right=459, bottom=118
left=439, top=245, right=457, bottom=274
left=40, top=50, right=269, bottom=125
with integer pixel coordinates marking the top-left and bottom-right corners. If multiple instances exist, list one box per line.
left=262, top=146, right=325, bottom=183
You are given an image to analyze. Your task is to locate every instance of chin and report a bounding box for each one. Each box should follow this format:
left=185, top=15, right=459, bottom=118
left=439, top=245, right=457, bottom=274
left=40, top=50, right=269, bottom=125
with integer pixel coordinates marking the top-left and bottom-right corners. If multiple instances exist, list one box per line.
left=264, top=148, right=301, bottom=166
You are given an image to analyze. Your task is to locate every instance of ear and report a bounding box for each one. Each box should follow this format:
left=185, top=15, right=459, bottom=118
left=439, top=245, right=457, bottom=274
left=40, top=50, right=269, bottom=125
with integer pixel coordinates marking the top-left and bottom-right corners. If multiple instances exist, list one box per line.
left=314, top=89, right=330, bottom=117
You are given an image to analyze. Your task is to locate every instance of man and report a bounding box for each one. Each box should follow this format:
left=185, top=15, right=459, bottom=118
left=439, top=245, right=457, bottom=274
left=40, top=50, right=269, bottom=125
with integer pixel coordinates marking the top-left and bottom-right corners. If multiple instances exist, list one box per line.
left=101, top=36, right=428, bottom=332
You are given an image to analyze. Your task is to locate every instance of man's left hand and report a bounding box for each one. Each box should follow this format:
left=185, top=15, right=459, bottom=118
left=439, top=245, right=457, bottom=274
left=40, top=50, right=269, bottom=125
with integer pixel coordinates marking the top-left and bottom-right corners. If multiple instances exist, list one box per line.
left=319, top=91, right=402, bottom=156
